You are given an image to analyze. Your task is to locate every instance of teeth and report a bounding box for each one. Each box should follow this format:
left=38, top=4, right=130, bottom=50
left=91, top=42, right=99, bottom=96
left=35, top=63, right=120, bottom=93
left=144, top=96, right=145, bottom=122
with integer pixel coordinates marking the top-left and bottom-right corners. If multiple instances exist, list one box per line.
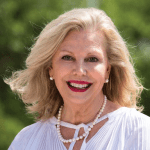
left=70, top=83, right=89, bottom=89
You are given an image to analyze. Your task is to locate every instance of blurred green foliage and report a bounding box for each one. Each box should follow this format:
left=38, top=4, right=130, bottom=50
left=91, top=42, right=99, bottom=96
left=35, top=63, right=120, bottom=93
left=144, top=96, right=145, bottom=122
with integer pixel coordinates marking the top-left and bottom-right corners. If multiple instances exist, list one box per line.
left=0, top=0, right=150, bottom=149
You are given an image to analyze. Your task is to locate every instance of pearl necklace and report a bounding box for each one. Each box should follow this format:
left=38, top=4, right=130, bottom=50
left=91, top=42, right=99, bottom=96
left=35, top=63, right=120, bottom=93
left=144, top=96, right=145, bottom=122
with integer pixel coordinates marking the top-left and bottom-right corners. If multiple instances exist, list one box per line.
left=56, top=96, right=107, bottom=143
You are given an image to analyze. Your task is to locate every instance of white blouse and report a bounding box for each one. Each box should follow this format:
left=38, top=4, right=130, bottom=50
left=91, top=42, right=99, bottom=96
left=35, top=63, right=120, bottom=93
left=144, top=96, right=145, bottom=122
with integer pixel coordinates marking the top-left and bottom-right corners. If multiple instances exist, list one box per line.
left=8, top=107, right=150, bottom=150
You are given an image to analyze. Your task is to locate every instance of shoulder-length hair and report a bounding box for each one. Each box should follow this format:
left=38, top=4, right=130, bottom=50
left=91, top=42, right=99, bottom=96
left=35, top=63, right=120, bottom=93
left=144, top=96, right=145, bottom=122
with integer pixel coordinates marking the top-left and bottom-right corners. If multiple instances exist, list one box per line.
left=4, top=8, right=143, bottom=120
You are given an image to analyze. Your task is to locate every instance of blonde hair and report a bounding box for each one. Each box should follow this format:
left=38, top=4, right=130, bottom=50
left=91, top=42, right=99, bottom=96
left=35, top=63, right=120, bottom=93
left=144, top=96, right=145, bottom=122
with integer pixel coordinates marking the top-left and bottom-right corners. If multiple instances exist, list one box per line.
left=4, top=8, right=143, bottom=120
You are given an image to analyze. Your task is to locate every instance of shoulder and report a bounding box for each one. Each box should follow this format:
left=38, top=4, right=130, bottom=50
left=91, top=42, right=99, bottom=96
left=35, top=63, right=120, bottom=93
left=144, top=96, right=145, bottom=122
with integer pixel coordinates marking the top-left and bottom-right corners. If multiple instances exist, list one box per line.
left=8, top=118, right=55, bottom=150
left=109, top=107, right=150, bottom=134
left=109, top=107, right=150, bottom=123
left=121, top=108, right=150, bottom=149
left=124, top=108, right=150, bottom=127
left=118, top=107, right=150, bottom=131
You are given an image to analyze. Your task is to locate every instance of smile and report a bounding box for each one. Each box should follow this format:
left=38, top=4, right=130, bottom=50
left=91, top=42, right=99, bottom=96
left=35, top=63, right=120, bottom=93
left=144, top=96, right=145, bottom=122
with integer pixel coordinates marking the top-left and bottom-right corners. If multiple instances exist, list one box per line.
left=67, top=80, right=92, bottom=92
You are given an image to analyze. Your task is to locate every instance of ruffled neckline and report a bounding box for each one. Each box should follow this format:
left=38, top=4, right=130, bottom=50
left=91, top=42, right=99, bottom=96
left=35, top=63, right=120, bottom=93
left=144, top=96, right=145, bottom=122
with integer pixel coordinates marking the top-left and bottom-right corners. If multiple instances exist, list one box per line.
left=49, top=107, right=134, bottom=129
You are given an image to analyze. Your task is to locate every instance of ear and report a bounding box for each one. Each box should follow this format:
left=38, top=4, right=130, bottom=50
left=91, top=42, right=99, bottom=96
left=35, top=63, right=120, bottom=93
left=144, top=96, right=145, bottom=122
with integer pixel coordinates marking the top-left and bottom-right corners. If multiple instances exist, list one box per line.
left=49, top=67, right=54, bottom=79
left=106, top=64, right=111, bottom=79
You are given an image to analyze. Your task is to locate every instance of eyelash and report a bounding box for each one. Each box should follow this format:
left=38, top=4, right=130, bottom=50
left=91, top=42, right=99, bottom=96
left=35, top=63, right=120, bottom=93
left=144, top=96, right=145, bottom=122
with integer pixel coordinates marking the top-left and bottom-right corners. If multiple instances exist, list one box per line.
left=62, top=55, right=74, bottom=61
left=61, top=55, right=99, bottom=62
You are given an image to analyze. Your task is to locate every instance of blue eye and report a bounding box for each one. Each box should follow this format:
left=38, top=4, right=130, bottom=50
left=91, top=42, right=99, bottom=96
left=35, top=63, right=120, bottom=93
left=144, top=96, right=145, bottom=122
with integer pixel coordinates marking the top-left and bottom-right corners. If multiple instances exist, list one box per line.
left=62, top=55, right=74, bottom=61
left=85, top=57, right=98, bottom=62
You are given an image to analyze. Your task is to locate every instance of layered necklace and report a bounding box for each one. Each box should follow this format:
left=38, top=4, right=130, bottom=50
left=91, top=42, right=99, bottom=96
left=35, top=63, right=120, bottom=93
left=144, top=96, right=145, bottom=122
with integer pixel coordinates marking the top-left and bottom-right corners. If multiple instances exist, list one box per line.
left=56, top=95, right=107, bottom=143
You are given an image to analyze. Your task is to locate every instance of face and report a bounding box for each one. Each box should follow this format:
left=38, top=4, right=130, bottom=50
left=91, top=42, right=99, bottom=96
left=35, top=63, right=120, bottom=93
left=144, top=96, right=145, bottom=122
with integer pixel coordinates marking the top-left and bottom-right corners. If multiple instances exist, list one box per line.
left=49, top=30, right=111, bottom=105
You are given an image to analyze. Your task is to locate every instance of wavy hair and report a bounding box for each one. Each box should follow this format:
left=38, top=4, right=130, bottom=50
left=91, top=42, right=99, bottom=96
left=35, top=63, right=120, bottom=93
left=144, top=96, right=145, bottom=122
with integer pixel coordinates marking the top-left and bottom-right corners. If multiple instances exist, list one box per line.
left=4, top=8, right=143, bottom=120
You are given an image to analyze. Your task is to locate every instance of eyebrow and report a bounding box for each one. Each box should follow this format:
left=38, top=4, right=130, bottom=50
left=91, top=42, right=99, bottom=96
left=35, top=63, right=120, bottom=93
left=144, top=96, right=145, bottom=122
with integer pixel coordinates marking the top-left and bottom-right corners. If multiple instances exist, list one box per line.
left=60, top=50, right=73, bottom=54
left=60, top=48, right=103, bottom=55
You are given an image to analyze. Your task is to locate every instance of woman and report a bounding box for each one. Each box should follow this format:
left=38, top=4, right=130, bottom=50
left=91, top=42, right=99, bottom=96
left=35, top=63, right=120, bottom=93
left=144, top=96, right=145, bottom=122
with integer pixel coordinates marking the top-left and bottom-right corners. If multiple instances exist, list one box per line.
left=6, top=8, right=150, bottom=150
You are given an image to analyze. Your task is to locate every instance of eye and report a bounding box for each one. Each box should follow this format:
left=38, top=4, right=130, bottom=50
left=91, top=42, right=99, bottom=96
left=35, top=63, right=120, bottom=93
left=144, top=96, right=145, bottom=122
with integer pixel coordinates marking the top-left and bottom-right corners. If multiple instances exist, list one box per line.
left=61, top=55, right=74, bottom=61
left=85, top=57, right=99, bottom=62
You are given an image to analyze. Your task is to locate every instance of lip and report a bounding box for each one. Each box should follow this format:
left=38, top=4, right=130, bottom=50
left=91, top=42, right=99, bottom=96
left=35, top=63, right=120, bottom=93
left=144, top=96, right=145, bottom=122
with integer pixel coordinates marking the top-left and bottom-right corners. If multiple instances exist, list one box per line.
left=68, top=80, right=92, bottom=84
left=67, top=84, right=91, bottom=92
left=66, top=80, right=92, bottom=93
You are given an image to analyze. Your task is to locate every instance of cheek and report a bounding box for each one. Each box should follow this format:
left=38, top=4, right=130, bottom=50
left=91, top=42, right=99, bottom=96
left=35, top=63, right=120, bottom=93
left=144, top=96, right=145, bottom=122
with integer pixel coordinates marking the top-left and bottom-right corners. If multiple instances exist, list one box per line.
left=93, top=65, right=107, bottom=79
left=53, top=61, right=71, bottom=78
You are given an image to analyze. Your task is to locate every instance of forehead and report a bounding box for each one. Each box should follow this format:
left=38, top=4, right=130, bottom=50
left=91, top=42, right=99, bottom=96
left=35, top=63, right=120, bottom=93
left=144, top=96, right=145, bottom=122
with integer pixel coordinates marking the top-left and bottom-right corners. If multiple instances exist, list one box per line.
left=60, top=30, right=107, bottom=49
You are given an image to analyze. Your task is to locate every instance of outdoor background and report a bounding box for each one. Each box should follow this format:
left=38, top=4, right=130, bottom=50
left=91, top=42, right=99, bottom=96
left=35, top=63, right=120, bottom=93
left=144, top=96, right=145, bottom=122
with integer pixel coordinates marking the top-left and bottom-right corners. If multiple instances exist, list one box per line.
left=0, top=0, right=150, bottom=149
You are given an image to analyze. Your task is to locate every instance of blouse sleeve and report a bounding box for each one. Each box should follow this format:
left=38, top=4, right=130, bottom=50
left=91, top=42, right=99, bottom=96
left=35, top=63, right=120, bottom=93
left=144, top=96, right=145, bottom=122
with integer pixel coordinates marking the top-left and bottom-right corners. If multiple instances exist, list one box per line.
left=8, top=122, right=42, bottom=150
left=124, top=110, right=150, bottom=150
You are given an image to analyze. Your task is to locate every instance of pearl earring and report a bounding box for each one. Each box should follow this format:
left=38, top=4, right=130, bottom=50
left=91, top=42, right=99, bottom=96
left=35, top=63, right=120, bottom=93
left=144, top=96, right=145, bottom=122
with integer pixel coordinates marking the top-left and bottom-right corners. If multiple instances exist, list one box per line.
left=105, top=79, right=109, bottom=83
left=50, top=77, right=53, bottom=80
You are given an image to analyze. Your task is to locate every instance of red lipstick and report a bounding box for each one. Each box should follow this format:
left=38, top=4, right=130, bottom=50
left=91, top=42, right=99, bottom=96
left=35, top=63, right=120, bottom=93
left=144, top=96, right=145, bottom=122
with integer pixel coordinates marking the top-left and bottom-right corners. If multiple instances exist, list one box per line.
left=67, top=85, right=89, bottom=92
left=67, top=80, right=92, bottom=92
left=68, top=80, right=92, bottom=84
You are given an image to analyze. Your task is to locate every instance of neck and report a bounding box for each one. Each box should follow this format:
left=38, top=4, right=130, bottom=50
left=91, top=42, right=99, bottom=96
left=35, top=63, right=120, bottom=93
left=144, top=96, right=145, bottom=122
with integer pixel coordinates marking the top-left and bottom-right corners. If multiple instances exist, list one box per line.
left=61, top=94, right=105, bottom=125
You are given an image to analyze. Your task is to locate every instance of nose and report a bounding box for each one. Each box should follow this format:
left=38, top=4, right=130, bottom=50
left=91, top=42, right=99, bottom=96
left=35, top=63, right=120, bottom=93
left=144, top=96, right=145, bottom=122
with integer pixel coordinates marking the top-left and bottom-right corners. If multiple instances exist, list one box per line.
left=72, top=61, right=87, bottom=76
